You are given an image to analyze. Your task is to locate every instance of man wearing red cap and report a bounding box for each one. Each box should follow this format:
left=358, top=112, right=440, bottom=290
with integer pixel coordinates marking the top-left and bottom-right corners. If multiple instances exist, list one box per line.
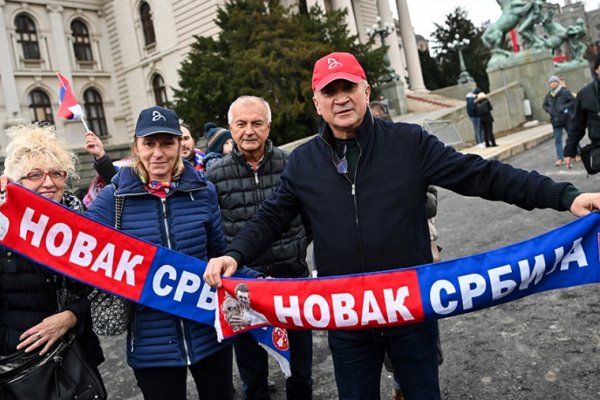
left=205, top=51, right=600, bottom=399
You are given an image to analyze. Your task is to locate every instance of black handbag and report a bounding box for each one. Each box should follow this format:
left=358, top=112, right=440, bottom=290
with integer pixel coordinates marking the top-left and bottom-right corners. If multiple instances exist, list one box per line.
left=89, top=289, right=131, bottom=335
left=0, top=334, right=106, bottom=400
left=580, top=143, right=600, bottom=175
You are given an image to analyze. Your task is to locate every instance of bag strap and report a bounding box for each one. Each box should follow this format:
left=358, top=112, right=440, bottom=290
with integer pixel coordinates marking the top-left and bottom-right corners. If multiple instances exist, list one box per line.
left=593, top=80, right=600, bottom=117
left=88, top=193, right=124, bottom=303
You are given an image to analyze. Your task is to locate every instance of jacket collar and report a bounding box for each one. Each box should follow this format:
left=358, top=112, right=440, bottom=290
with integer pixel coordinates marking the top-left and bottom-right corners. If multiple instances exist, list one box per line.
left=232, top=139, right=274, bottom=169
left=113, top=160, right=207, bottom=195
left=318, top=108, right=375, bottom=149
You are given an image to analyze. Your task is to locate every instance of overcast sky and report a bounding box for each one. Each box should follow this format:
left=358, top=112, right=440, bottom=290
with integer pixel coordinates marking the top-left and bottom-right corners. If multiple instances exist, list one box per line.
left=401, top=0, right=600, bottom=41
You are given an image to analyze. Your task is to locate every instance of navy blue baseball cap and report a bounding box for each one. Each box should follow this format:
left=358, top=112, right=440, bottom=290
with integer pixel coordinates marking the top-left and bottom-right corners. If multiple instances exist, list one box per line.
left=134, top=106, right=182, bottom=137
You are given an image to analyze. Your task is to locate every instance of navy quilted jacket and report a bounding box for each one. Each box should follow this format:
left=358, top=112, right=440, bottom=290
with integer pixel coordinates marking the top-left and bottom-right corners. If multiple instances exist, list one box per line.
left=85, top=162, right=231, bottom=369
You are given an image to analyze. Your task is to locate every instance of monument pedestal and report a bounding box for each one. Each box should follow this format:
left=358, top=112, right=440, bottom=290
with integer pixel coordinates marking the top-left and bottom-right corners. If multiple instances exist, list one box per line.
left=380, top=80, right=408, bottom=117
left=488, top=52, right=555, bottom=122
left=556, top=62, right=592, bottom=95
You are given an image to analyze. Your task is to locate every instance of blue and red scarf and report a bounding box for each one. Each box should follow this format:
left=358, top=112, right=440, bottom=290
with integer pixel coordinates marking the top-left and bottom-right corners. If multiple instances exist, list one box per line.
left=1, top=184, right=600, bottom=373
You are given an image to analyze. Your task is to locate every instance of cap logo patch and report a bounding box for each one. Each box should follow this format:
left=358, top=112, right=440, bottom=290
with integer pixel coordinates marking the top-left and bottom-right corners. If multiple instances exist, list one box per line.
left=152, top=110, right=166, bottom=122
left=327, top=58, right=343, bottom=70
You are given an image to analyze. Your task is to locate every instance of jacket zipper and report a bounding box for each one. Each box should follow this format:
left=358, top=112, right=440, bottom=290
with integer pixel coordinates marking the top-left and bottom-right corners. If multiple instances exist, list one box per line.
left=250, top=164, right=272, bottom=272
left=320, top=136, right=367, bottom=271
left=160, top=198, right=192, bottom=365
left=118, top=188, right=206, bottom=361
left=352, top=144, right=366, bottom=271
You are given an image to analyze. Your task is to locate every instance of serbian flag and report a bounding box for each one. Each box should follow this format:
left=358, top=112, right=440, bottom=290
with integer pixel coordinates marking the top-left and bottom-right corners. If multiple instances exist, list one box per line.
left=57, top=72, right=84, bottom=120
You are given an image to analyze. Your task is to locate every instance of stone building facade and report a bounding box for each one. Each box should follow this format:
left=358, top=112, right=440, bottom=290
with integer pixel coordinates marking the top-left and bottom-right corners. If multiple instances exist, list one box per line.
left=0, top=0, right=427, bottom=161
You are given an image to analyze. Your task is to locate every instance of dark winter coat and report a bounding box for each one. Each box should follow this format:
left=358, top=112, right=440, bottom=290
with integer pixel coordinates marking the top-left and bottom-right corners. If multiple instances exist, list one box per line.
left=543, top=86, right=575, bottom=128
left=228, top=110, right=571, bottom=277
left=565, top=78, right=600, bottom=157
left=85, top=162, right=249, bottom=369
left=207, top=141, right=310, bottom=278
left=0, top=191, right=104, bottom=365
left=476, top=99, right=494, bottom=122
left=203, top=151, right=224, bottom=171
left=466, top=94, right=478, bottom=117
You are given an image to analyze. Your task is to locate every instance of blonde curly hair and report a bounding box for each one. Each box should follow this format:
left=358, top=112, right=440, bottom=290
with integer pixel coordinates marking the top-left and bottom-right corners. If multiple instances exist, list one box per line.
left=3, top=123, right=78, bottom=182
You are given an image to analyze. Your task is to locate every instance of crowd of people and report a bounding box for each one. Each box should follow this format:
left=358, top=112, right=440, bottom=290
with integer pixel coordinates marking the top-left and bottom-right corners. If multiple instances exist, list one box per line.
left=2, top=50, right=600, bottom=400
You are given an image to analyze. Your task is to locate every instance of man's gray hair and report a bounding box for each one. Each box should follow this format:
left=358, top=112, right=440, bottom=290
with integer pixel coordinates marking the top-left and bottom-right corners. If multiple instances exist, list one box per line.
left=227, top=96, right=272, bottom=124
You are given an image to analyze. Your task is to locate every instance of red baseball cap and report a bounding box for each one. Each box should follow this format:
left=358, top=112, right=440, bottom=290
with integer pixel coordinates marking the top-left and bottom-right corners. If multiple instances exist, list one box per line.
left=312, top=52, right=366, bottom=92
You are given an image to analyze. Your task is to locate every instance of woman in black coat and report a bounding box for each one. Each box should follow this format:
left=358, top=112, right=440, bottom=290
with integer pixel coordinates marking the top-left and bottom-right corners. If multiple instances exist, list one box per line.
left=0, top=124, right=104, bottom=368
left=475, top=92, right=497, bottom=148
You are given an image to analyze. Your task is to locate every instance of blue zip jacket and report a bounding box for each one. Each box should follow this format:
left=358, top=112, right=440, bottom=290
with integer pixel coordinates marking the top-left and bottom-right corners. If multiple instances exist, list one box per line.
left=86, top=162, right=246, bottom=368
left=229, top=110, right=571, bottom=277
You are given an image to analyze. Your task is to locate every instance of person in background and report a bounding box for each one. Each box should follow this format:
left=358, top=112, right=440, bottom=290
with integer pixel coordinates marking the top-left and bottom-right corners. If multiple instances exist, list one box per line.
left=475, top=92, right=497, bottom=148
left=84, top=106, right=260, bottom=400
left=564, top=53, right=600, bottom=169
left=378, top=95, right=390, bottom=115
left=180, top=123, right=206, bottom=171
left=369, top=100, right=392, bottom=121
left=207, top=96, right=313, bottom=400
left=82, top=132, right=131, bottom=208
left=543, top=75, right=575, bottom=166
left=204, top=51, right=600, bottom=400
left=466, top=87, right=483, bottom=146
left=203, top=122, right=234, bottom=171
left=84, top=131, right=120, bottom=184
left=0, top=124, right=105, bottom=383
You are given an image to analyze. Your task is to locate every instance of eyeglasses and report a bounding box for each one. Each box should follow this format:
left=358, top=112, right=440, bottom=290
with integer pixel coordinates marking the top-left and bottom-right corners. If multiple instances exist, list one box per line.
left=21, top=169, right=67, bottom=182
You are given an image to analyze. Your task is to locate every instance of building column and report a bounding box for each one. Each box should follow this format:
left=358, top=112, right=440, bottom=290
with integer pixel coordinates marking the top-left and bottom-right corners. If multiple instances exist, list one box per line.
left=47, top=5, right=72, bottom=78
left=395, top=0, right=426, bottom=92
left=376, top=0, right=405, bottom=84
left=0, top=1, right=23, bottom=123
left=334, top=0, right=358, bottom=36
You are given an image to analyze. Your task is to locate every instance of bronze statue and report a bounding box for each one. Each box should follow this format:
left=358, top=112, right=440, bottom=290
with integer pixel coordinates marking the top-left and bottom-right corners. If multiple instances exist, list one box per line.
left=483, top=0, right=588, bottom=68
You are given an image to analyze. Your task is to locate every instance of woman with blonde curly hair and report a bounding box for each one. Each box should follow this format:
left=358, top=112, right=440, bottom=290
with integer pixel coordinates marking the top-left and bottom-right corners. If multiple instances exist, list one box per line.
left=3, top=123, right=78, bottom=202
left=0, top=123, right=105, bottom=389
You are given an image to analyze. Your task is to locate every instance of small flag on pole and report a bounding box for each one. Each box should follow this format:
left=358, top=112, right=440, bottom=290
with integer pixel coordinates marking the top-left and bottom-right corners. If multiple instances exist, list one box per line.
left=56, top=72, right=85, bottom=120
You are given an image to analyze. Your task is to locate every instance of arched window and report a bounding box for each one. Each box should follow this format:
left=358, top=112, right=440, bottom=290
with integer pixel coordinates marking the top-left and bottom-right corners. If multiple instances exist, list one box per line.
left=28, top=90, right=53, bottom=124
left=140, top=2, right=156, bottom=46
left=152, top=74, right=168, bottom=107
left=71, top=19, right=93, bottom=62
left=15, top=14, right=40, bottom=60
left=83, top=89, right=108, bottom=136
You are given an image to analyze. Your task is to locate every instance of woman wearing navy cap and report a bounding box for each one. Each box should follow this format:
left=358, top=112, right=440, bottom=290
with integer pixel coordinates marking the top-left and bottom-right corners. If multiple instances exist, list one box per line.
left=85, top=106, right=259, bottom=400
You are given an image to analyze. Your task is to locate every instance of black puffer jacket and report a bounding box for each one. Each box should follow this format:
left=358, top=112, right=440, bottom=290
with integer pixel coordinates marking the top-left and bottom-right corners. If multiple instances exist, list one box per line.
left=0, top=191, right=104, bottom=365
left=565, top=78, right=600, bottom=157
left=207, top=141, right=310, bottom=278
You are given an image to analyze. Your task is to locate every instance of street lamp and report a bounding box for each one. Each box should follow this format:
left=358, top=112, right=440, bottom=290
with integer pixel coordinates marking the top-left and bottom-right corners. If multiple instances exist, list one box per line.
left=366, top=17, right=394, bottom=46
left=447, top=34, right=474, bottom=85
left=366, top=17, right=399, bottom=83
